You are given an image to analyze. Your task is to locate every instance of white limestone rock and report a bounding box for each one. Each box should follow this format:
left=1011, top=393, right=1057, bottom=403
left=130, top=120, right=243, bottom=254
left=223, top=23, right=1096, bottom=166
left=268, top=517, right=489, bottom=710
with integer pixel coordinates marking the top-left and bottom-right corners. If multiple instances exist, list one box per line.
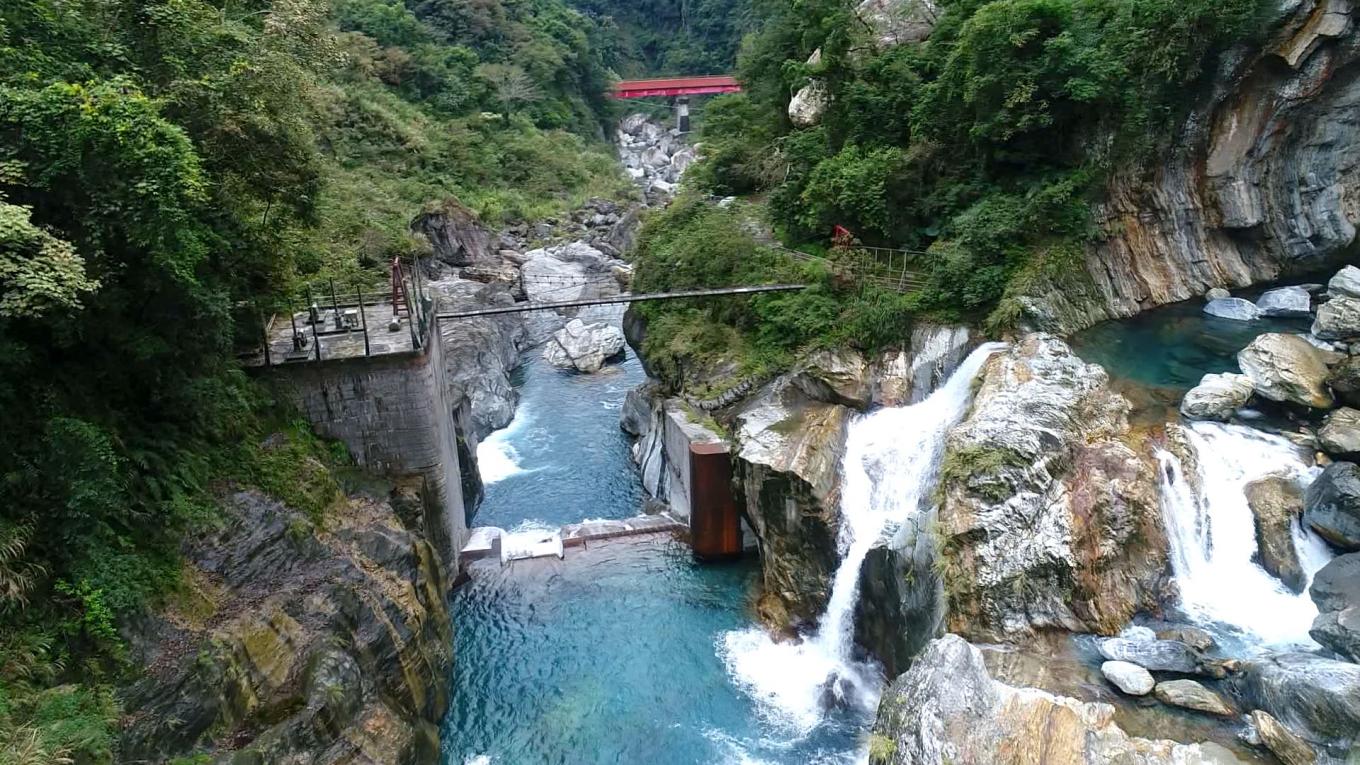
left=1256, top=286, right=1312, bottom=318
left=1313, top=294, right=1360, bottom=341
left=1237, top=333, right=1334, bottom=409
left=1204, top=297, right=1261, bottom=321
left=1328, top=265, right=1360, bottom=299
left=1181, top=372, right=1254, bottom=421
left=542, top=319, right=625, bottom=373
left=1101, top=660, right=1155, bottom=696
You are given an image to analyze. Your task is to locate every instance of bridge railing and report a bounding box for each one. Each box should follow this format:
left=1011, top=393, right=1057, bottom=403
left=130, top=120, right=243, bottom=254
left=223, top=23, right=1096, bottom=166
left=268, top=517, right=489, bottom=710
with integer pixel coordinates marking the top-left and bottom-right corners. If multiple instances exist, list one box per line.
left=776, top=244, right=930, bottom=293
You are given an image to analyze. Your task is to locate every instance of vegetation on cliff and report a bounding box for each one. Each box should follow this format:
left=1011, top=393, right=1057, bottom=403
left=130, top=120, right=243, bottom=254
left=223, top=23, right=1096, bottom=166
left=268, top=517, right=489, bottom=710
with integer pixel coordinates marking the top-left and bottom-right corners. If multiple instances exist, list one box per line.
left=569, top=0, right=755, bottom=76
left=0, top=0, right=636, bottom=759
left=640, top=0, right=1275, bottom=354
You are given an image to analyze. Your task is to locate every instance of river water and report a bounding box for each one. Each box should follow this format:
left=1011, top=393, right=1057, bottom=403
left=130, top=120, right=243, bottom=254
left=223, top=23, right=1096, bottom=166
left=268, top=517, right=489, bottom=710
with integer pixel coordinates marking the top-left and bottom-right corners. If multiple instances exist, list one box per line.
left=443, top=345, right=865, bottom=765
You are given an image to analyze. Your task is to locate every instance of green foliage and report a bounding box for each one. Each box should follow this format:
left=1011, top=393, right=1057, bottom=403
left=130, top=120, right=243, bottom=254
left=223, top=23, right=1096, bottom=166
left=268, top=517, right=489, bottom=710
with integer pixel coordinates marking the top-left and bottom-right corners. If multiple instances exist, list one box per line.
left=569, top=0, right=755, bottom=76
left=691, top=0, right=1274, bottom=324
left=632, top=193, right=918, bottom=389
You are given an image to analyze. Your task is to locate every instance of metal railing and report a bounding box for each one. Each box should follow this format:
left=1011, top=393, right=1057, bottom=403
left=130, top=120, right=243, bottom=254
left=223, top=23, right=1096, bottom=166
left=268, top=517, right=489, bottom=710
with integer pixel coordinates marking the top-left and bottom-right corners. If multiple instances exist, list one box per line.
left=776, top=244, right=929, bottom=293
left=260, top=257, right=432, bottom=366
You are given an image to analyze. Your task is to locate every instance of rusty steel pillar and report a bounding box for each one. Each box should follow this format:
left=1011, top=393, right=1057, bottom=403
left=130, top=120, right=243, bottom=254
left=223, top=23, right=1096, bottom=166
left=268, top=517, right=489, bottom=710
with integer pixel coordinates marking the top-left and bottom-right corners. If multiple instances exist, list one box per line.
left=688, top=442, right=742, bottom=560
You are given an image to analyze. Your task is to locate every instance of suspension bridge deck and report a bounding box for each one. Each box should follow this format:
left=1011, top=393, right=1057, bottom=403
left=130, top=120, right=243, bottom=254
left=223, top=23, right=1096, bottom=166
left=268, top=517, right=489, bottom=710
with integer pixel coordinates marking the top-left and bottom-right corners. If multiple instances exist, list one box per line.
left=434, top=284, right=806, bottom=320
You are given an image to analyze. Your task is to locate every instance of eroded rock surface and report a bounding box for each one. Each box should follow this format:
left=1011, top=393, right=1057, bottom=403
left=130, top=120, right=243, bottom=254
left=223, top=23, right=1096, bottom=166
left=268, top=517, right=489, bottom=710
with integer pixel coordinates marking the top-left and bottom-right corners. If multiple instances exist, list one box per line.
left=1010, top=2, right=1360, bottom=334
left=732, top=378, right=852, bottom=625
left=543, top=318, right=625, bottom=373
left=1304, top=461, right=1360, bottom=550
left=935, top=335, right=1167, bottom=641
left=1228, top=652, right=1360, bottom=748
left=870, top=635, right=1245, bottom=765
left=121, top=488, right=451, bottom=764
left=1181, top=373, right=1254, bottom=421
left=1309, top=553, right=1360, bottom=662
left=1238, top=333, right=1334, bottom=409
left=1245, top=475, right=1308, bottom=592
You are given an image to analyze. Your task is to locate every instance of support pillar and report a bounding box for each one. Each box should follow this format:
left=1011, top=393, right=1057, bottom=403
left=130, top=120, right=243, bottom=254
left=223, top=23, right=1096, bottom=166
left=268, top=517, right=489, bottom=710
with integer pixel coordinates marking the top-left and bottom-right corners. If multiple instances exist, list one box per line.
left=676, top=96, right=691, bottom=134
left=689, top=442, right=741, bottom=560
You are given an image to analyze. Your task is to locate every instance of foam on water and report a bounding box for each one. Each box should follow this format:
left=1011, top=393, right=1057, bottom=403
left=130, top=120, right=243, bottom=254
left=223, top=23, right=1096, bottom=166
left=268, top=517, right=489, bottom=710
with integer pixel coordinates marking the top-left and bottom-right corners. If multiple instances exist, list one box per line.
left=477, top=406, right=531, bottom=485
left=720, top=343, right=1005, bottom=734
left=1157, top=421, right=1332, bottom=648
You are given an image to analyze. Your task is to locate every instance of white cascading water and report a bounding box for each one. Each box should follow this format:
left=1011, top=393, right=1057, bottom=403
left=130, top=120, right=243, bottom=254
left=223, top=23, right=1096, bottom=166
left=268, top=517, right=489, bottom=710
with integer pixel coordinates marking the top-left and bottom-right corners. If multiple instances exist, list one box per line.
left=720, top=343, right=1005, bottom=734
left=1156, top=421, right=1333, bottom=648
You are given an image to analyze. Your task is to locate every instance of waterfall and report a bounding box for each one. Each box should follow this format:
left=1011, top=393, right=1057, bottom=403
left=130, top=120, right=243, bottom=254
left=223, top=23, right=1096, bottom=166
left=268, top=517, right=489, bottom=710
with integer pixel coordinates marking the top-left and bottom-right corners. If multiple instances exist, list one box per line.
left=720, top=343, right=1005, bottom=734
left=1156, top=421, right=1332, bottom=648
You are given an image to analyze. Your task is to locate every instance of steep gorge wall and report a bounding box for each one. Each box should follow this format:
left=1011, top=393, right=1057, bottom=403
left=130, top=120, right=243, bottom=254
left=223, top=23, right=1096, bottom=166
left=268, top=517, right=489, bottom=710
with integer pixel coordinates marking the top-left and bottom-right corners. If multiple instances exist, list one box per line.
left=1022, top=0, right=1360, bottom=332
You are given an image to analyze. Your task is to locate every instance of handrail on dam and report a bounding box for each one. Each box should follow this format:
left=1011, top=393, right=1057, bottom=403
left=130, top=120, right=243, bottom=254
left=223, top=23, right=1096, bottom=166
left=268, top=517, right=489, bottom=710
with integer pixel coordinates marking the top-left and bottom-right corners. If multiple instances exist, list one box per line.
left=434, top=284, right=807, bottom=320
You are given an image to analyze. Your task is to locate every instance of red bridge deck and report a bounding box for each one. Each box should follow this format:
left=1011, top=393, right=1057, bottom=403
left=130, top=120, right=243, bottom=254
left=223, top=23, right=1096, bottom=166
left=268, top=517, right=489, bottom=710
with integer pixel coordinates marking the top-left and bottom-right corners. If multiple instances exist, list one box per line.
left=611, top=75, right=741, bottom=99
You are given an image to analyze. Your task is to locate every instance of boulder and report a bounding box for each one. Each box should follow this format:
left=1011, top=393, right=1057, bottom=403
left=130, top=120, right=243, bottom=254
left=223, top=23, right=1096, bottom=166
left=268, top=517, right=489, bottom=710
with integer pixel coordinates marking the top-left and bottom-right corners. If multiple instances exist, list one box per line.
left=1326, top=355, right=1360, bottom=408
left=1153, top=680, right=1235, bottom=717
left=542, top=319, right=625, bottom=373
left=1256, top=286, right=1313, bottom=318
left=1309, top=553, right=1360, bottom=662
left=1156, top=626, right=1216, bottom=652
left=1181, top=372, right=1254, bottom=421
left=1244, top=475, right=1307, bottom=593
left=1313, top=295, right=1360, bottom=341
left=1228, top=652, right=1360, bottom=745
left=1206, top=287, right=1232, bottom=301
left=1327, top=265, right=1360, bottom=299
left=870, top=324, right=973, bottom=406
left=870, top=635, right=1246, bottom=765
left=936, top=335, right=1167, bottom=641
left=410, top=198, right=494, bottom=267
left=1204, top=297, right=1261, bottom=321
left=1303, top=462, right=1360, bottom=551
left=1237, top=333, right=1334, bottom=409
left=1097, top=637, right=1203, bottom=674
left=1101, top=660, right=1155, bottom=696
left=1318, top=407, right=1360, bottom=458
left=788, top=80, right=829, bottom=127
left=856, top=0, right=941, bottom=47
left=1248, top=710, right=1317, bottom=765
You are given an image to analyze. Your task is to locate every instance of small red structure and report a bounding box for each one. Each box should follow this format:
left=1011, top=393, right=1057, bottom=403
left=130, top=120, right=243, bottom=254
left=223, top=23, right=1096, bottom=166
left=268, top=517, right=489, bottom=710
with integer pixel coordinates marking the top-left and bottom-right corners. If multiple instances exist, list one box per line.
left=611, top=75, right=742, bottom=99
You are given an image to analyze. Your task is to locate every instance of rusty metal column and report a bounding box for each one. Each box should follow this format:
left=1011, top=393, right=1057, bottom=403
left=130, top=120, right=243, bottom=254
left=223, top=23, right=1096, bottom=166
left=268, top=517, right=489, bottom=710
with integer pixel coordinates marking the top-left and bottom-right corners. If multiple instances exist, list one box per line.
left=689, top=442, right=742, bottom=560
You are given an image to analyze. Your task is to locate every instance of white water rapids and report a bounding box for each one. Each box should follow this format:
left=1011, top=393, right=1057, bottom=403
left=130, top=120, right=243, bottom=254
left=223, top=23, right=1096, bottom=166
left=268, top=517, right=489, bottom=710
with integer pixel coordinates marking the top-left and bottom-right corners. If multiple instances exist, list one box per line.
left=1156, top=421, right=1333, bottom=648
left=719, top=343, right=1005, bottom=735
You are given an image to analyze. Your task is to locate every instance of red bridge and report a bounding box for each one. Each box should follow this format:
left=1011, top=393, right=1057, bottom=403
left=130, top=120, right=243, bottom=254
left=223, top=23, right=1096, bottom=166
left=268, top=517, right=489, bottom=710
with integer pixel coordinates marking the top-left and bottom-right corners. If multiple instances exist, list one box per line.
left=611, top=75, right=741, bottom=99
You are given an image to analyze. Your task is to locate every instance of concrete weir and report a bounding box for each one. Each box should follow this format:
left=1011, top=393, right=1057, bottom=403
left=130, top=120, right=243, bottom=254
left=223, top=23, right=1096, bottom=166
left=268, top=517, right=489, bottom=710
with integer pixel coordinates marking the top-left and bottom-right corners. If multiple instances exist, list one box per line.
left=462, top=515, right=688, bottom=564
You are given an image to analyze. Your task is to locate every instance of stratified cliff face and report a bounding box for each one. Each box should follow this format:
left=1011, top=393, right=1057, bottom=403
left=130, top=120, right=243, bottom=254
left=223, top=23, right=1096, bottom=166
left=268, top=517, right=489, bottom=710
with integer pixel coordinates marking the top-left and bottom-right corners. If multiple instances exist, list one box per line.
left=1020, top=0, right=1360, bottom=332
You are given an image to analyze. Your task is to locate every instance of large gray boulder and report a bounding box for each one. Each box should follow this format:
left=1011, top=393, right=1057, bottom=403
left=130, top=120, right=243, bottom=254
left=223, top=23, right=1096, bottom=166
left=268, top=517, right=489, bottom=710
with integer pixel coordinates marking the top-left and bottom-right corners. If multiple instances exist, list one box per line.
left=1204, top=297, right=1261, bottom=321
left=935, top=335, right=1166, bottom=641
left=787, top=80, right=829, bottom=128
left=542, top=319, right=625, bottom=373
left=1101, top=660, right=1154, bottom=696
left=1257, top=286, right=1313, bottom=318
left=1327, top=265, right=1360, bottom=299
left=870, top=635, right=1245, bottom=765
left=1228, top=652, right=1360, bottom=747
left=1153, top=680, right=1235, bottom=717
left=792, top=348, right=872, bottom=409
left=1097, top=637, right=1203, bottom=674
left=1303, top=462, right=1360, bottom=551
left=1237, top=333, right=1335, bottom=409
left=1181, top=372, right=1254, bottom=421
left=1309, top=553, right=1360, bottom=662
left=1318, top=407, right=1360, bottom=459
left=1244, top=475, right=1307, bottom=593
left=1313, top=295, right=1360, bottom=341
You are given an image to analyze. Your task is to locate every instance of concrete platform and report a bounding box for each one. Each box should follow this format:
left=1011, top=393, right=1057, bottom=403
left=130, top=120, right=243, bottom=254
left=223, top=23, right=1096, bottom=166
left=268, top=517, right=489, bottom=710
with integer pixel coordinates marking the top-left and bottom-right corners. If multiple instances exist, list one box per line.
left=461, top=514, right=685, bottom=565
left=250, top=299, right=421, bottom=366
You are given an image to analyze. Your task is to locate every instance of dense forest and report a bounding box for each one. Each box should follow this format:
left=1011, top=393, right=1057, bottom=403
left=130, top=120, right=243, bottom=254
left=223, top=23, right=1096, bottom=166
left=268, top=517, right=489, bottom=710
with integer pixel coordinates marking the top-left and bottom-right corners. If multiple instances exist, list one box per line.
left=0, top=0, right=656, bottom=759
left=630, top=0, right=1277, bottom=386
left=571, top=0, right=755, bottom=76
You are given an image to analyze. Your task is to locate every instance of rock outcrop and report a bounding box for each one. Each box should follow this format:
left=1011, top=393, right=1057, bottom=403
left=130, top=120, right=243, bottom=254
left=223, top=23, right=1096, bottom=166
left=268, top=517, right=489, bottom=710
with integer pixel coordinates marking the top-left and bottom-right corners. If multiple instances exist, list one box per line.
left=1257, top=286, right=1313, bottom=318
left=410, top=197, right=495, bottom=267
left=542, top=318, right=625, bottom=373
left=1152, top=680, right=1236, bottom=717
left=121, top=487, right=451, bottom=763
left=1227, top=651, right=1360, bottom=750
left=1303, top=461, right=1360, bottom=550
left=732, top=378, right=852, bottom=626
left=869, top=635, right=1245, bottom=765
left=431, top=279, right=527, bottom=438
left=1205, top=297, right=1261, bottom=321
left=1309, top=552, right=1360, bottom=662
left=934, top=335, right=1167, bottom=641
left=1245, top=475, right=1308, bottom=592
left=1011, top=1, right=1360, bottom=334
left=1237, top=333, right=1335, bottom=409
left=1314, top=295, right=1360, bottom=341
left=1318, top=406, right=1360, bottom=457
